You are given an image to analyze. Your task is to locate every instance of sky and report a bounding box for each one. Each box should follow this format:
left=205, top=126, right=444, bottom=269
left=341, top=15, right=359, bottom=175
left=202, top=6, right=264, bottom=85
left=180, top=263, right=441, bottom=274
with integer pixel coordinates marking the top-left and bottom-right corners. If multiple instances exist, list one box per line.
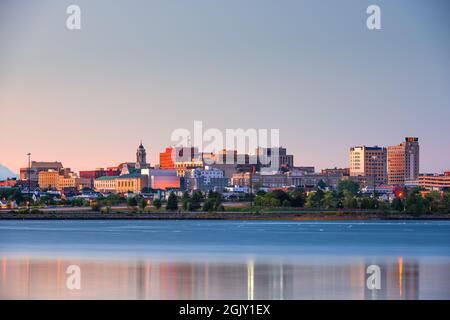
left=0, top=0, right=449, bottom=174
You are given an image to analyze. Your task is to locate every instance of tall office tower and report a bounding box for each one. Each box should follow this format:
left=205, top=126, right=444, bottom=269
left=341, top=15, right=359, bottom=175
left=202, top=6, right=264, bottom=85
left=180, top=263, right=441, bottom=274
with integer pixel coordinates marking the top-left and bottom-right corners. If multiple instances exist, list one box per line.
left=256, top=147, right=294, bottom=169
left=349, top=146, right=387, bottom=185
left=387, top=137, right=420, bottom=185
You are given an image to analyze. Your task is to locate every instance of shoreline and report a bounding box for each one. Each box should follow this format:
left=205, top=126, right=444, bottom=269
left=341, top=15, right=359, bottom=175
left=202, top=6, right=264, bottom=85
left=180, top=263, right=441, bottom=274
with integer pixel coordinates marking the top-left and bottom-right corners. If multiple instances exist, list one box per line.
left=1, top=211, right=449, bottom=221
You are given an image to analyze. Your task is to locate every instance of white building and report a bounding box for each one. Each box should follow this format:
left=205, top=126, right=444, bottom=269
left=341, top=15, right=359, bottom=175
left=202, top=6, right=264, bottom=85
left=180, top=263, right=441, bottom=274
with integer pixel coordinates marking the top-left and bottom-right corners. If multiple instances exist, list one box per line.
left=185, top=166, right=228, bottom=192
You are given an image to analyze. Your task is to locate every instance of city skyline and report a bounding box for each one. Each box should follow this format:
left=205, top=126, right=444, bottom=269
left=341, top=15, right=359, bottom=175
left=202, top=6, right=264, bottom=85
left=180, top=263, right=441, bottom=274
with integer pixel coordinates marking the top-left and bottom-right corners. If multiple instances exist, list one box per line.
left=2, top=1, right=450, bottom=306
left=1, top=0, right=450, bottom=174
left=2, top=135, right=446, bottom=176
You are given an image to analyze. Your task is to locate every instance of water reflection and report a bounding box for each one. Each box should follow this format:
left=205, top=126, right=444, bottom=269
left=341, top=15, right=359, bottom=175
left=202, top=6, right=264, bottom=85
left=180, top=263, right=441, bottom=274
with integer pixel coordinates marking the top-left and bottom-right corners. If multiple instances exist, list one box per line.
left=1, top=256, right=449, bottom=299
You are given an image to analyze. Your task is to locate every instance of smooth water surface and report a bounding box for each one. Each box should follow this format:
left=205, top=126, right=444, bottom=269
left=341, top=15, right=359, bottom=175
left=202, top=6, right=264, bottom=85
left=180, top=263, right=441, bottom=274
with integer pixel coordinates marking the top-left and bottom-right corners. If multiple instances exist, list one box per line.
left=1, top=220, right=449, bottom=299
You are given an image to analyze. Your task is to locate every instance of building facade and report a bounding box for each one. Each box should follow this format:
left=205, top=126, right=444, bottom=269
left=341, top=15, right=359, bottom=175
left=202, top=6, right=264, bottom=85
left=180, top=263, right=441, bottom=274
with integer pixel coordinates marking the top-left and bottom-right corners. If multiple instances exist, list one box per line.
left=414, top=172, right=450, bottom=191
left=38, top=170, right=59, bottom=189
left=57, top=174, right=91, bottom=191
left=184, top=167, right=228, bottom=192
left=160, top=147, right=200, bottom=170
left=159, top=147, right=176, bottom=170
left=349, top=146, right=387, bottom=185
left=20, top=161, right=63, bottom=183
left=231, top=172, right=252, bottom=187
left=321, top=167, right=350, bottom=176
left=0, top=178, right=17, bottom=187
left=79, top=168, right=106, bottom=186
left=387, top=137, right=420, bottom=185
left=94, top=176, right=118, bottom=193
left=144, top=169, right=181, bottom=190
left=174, top=161, right=204, bottom=177
left=116, top=173, right=148, bottom=194
left=256, top=147, right=294, bottom=169
left=288, top=172, right=343, bottom=189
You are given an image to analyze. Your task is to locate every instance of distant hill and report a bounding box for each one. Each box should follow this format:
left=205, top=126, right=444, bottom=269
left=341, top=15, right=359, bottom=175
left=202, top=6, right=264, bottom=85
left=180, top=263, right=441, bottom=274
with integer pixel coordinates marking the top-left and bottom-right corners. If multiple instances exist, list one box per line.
left=0, top=164, right=18, bottom=180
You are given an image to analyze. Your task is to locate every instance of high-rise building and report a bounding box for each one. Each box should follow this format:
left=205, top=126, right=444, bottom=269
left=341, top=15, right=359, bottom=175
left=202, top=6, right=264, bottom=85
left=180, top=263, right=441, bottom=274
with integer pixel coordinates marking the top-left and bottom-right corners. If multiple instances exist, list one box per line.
left=387, top=137, right=419, bottom=185
left=160, top=147, right=176, bottom=170
left=349, top=146, right=387, bottom=185
left=214, top=149, right=250, bottom=165
left=160, top=147, right=199, bottom=170
left=256, top=147, right=294, bottom=169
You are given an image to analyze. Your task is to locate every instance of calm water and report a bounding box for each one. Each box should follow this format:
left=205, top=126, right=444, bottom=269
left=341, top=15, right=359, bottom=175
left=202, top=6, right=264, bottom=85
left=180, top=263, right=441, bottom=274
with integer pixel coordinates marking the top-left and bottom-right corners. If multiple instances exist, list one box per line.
left=0, top=220, right=449, bottom=299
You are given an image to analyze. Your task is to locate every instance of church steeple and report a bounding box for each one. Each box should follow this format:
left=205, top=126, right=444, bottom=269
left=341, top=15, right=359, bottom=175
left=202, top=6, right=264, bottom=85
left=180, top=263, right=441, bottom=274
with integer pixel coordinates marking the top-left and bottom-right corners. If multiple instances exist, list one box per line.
left=136, top=141, right=148, bottom=169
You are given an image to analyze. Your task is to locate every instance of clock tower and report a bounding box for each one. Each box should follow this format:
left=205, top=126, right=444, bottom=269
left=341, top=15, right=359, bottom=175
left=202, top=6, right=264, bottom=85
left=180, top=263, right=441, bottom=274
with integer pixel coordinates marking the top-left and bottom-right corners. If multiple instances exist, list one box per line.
left=136, top=141, right=148, bottom=169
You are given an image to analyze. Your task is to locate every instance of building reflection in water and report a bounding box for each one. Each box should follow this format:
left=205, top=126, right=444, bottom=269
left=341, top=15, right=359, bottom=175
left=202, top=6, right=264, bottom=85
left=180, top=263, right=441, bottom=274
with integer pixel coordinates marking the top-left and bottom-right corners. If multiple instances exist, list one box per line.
left=0, top=256, right=448, bottom=300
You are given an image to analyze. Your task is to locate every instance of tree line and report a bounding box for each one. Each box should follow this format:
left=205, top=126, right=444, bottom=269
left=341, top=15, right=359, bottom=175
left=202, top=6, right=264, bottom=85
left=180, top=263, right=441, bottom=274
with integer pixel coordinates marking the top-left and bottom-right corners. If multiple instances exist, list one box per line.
left=253, top=180, right=450, bottom=214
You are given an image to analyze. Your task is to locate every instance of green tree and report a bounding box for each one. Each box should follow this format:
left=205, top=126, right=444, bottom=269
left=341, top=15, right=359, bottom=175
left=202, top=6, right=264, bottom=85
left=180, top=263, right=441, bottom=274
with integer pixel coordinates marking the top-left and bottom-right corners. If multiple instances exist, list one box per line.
left=378, top=200, right=388, bottom=213
left=289, top=188, right=306, bottom=207
left=268, top=189, right=290, bottom=204
left=181, top=191, right=190, bottom=210
left=254, top=195, right=265, bottom=207
left=139, top=198, right=148, bottom=211
left=71, top=198, right=86, bottom=207
left=282, top=199, right=291, bottom=207
left=342, top=190, right=357, bottom=209
left=405, top=189, right=424, bottom=215
left=106, top=193, right=123, bottom=205
left=153, top=198, right=162, bottom=210
left=337, top=180, right=360, bottom=196
left=212, top=193, right=224, bottom=211
left=202, top=198, right=215, bottom=212
left=359, top=197, right=371, bottom=209
left=269, top=197, right=280, bottom=207
left=0, top=188, right=24, bottom=205
left=127, top=197, right=138, bottom=208
left=323, top=190, right=337, bottom=209
left=305, top=190, right=324, bottom=208
left=90, top=201, right=102, bottom=212
left=424, top=191, right=441, bottom=213
left=189, top=190, right=203, bottom=211
left=256, top=190, right=267, bottom=197
left=317, top=180, right=328, bottom=190
left=392, top=197, right=404, bottom=212
left=441, top=192, right=450, bottom=213
left=166, top=192, right=178, bottom=211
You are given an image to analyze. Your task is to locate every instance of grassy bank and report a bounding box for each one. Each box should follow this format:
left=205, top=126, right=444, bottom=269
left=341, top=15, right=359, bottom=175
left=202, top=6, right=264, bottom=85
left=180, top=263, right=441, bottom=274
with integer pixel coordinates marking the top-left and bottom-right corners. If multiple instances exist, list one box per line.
left=0, top=209, right=449, bottom=220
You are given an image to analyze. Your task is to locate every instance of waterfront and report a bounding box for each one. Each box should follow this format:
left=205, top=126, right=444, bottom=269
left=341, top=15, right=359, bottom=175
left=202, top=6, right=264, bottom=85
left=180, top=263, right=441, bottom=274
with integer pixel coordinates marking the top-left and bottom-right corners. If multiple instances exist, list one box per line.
left=1, top=220, right=449, bottom=299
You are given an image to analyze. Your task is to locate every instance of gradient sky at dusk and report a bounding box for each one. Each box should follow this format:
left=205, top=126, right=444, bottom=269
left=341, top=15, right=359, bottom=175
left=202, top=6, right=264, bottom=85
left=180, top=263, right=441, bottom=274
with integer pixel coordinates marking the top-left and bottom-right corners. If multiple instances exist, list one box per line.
left=1, top=0, right=449, bottom=174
